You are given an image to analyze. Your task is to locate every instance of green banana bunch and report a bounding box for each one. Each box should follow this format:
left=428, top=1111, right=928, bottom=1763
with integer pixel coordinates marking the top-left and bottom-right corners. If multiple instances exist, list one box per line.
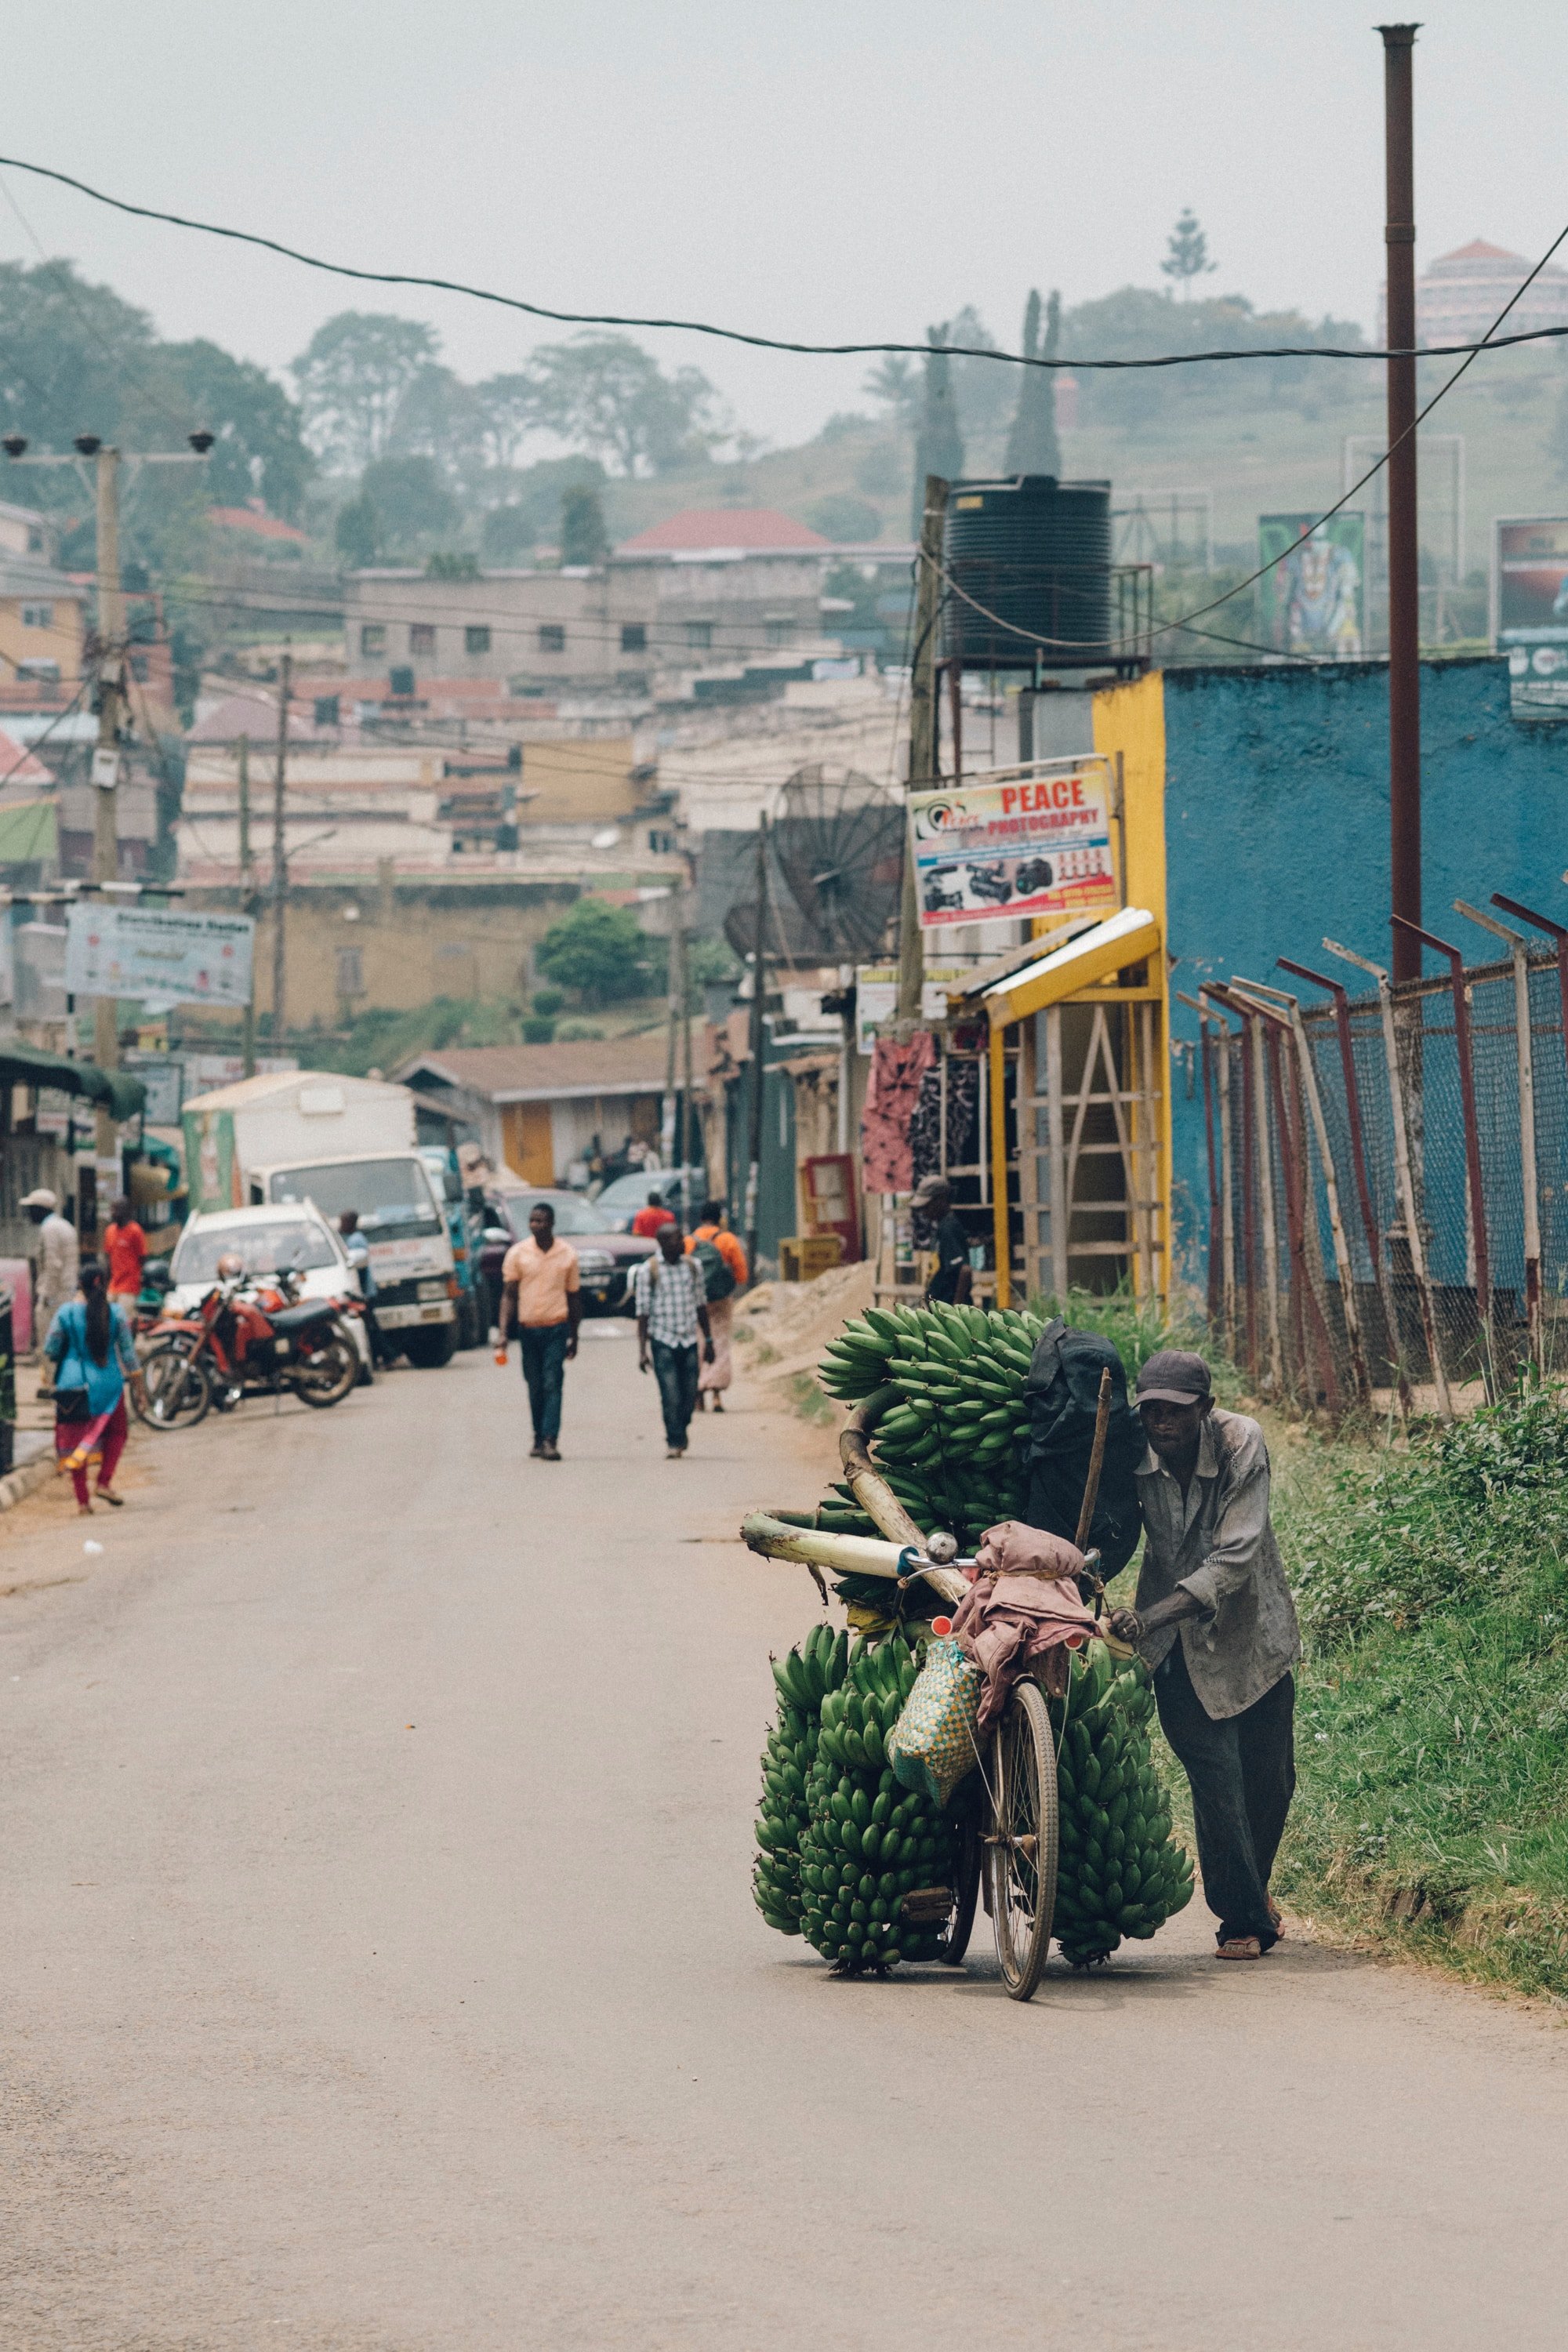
left=753, top=1621, right=850, bottom=1934
left=795, top=1630, right=955, bottom=1973
left=1050, top=1644, right=1195, bottom=1965
left=814, top=1301, right=1044, bottom=1551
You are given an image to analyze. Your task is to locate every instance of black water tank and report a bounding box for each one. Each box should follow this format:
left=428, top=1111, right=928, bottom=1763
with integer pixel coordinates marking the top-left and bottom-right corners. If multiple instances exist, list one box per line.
left=941, top=475, right=1112, bottom=670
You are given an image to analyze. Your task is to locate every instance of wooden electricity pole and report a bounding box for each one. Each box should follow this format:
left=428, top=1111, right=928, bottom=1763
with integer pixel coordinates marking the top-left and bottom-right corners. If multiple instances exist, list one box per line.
left=91, top=446, right=124, bottom=1168
left=238, top=732, right=256, bottom=1076
left=1381, top=22, right=1421, bottom=982
left=678, top=891, right=695, bottom=1189
left=271, top=651, right=292, bottom=1052
left=744, top=815, right=769, bottom=1279
left=898, top=474, right=948, bottom=1020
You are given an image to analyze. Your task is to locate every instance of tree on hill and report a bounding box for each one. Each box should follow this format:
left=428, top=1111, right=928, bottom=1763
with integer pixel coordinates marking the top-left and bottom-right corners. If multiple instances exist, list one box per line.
left=911, top=324, right=964, bottom=532
left=356, top=455, right=459, bottom=554
left=560, top=483, right=611, bottom=566
left=1161, top=209, right=1216, bottom=299
left=535, top=898, right=655, bottom=1007
left=335, top=491, right=379, bottom=568
left=1003, top=289, right=1062, bottom=477
left=164, top=338, right=312, bottom=520
left=292, top=311, right=439, bottom=470
left=526, top=333, right=719, bottom=477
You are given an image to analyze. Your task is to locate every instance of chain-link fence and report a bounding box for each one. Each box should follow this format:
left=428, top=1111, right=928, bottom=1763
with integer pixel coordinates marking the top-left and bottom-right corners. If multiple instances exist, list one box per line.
left=1189, top=915, right=1568, bottom=1414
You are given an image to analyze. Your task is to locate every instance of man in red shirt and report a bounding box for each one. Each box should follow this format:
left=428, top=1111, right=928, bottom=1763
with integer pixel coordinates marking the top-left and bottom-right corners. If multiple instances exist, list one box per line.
left=630, top=1189, right=677, bottom=1240
left=103, top=1195, right=147, bottom=1306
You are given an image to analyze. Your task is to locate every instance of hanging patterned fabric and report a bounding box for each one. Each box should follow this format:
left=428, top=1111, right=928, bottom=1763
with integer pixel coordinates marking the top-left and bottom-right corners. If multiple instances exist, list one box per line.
left=909, top=1058, right=981, bottom=1196
left=861, top=1030, right=937, bottom=1194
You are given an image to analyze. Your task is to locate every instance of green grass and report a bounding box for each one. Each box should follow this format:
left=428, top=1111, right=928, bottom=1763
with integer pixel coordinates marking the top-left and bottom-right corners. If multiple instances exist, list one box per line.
left=1269, top=1384, right=1568, bottom=1998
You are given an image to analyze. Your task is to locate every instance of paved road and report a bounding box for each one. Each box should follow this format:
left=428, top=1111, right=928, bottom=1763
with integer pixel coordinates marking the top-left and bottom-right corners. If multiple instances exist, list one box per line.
left=4, top=1329, right=1566, bottom=2350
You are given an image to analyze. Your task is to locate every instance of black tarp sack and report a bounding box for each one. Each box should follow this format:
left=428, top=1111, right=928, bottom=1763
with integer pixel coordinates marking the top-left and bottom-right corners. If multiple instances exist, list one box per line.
left=1020, top=1317, right=1144, bottom=1576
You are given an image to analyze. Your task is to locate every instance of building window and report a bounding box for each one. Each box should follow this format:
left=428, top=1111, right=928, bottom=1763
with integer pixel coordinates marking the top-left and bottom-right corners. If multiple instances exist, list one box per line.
left=336, top=946, right=364, bottom=1000
left=538, top=623, right=566, bottom=654
left=360, top=623, right=387, bottom=657
left=314, top=695, right=340, bottom=728
left=765, top=619, right=794, bottom=646
left=21, top=603, right=53, bottom=630
left=648, top=829, right=677, bottom=854
left=620, top=622, right=648, bottom=653
left=465, top=625, right=492, bottom=655
left=410, top=622, right=435, bottom=655
left=685, top=621, right=713, bottom=651
left=17, top=658, right=59, bottom=683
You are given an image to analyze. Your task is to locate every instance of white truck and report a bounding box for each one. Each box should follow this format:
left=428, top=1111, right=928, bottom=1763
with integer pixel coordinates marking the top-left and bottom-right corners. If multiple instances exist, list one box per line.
left=180, top=1071, right=459, bottom=1367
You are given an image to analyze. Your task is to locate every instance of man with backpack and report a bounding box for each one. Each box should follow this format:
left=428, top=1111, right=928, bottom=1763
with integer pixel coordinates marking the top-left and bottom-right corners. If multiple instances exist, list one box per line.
left=684, top=1200, right=746, bottom=1414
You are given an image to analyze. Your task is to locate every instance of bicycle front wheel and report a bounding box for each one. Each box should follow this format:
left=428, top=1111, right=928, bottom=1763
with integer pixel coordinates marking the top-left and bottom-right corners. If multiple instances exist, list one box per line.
left=985, top=1679, right=1059, bottom=2002
left=136, top=1342, right=212, bottom=1429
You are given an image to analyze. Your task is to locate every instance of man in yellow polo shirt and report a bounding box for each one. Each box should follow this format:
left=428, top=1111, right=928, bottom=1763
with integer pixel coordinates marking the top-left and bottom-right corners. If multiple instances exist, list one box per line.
left=498, top=1200, right=583, bottom=1461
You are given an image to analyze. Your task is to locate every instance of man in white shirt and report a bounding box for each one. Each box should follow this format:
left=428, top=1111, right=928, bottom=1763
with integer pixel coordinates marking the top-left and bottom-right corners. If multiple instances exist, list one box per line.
left=22, top=1188, right=79, bottom=1386
left=631, top=1224, right=713, bottom=1458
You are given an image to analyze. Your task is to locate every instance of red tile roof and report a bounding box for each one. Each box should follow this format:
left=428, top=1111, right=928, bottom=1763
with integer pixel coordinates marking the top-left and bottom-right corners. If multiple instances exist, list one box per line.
left=0, top=726, right=55, bottom=786
left=617, top=506, right=831, bottom=555
left=208, top=506, right=310, bottom=546
left=1434, top=239, right=1526, bottom=265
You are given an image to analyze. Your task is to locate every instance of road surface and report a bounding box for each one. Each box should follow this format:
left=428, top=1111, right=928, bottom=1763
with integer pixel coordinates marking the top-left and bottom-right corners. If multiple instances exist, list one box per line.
left=3, top=1326, right=1566, bottom=2350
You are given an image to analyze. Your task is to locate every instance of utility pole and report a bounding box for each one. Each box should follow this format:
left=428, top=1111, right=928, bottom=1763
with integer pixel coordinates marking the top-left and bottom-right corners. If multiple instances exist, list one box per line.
left=744, top=815, right=769, bottom=1280
left=1380, top=23, right=1421, bottom=982
left=898, top=474, right=948, bottom=1020
left=678, top=888, right=695, bottom=1187
left=237, top=733, right=256, bottom=1076
left=272, top=651, right=292, bottom=1053
left=90, top=445, right=124, bottom=1171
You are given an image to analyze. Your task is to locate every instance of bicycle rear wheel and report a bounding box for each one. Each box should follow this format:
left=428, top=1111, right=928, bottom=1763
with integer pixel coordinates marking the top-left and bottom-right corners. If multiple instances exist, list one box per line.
left=985, top=1679, right=1059, bottom=2002
left=935, top=1817, right=982, bottom=1965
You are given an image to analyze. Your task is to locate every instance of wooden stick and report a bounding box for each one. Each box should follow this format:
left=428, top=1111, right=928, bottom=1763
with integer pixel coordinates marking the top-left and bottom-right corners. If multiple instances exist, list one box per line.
left=1074, top=1366, right=1113, bottom=1551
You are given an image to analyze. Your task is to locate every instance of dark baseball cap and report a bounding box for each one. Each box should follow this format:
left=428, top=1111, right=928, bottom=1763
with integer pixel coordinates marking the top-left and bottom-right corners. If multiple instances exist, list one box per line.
left=1135, top=1348, right=1212, bottom=1404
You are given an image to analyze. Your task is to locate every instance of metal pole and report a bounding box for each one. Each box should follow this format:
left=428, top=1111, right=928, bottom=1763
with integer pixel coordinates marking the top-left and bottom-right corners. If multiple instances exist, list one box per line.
left=679, top=890, right=695, bottom=1193
left=1240, top=978, right=1374, bottom=1410
left=1045, top=1004, right=1068, bottom=1301
left=743, top=815, right=768, bottom=1281
left=92, top=446, right=124, bottom=1178
left=1393, top=915, right=1494, bottom=1386
left=1380, top=22, right=1422, bottom=980
left=946, top=658, right=963, bottom=783
left=1325, top=938, right=1451, bottom=1417
left=1455, top=902, right=1541, bottom=1374
left=899, top=476, right=948, bottom=1021
left=1176, top=994, right=1221, bottom=1328
left=1249, top=1009, right=1284, bottom=1395
left=238, top=733, right=256, bottom=1078
left=271, top=649, right=292, bottom=1053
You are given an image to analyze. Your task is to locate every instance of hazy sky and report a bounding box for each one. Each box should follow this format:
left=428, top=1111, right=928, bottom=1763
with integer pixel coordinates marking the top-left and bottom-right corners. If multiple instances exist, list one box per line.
left=5, top=2, right=1566, bottom=451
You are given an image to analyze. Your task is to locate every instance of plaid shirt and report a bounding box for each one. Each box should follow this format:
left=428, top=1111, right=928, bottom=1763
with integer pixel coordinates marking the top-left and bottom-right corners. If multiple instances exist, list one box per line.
left=632, top=1251, right=706, bottom=1346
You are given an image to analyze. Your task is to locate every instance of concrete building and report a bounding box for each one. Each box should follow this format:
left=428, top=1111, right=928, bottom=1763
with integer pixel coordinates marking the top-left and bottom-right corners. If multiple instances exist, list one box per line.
left=1406, top=239, right=1568, bottom=348
left=395, top=1035, right=673, bottom=1185
left=0, top=546, right=84, bottom=700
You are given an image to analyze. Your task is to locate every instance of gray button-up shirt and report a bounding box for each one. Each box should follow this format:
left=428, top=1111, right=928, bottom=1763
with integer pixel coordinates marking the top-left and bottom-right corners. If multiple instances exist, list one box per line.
left=1132, top=1406, right=1300, bottom=1720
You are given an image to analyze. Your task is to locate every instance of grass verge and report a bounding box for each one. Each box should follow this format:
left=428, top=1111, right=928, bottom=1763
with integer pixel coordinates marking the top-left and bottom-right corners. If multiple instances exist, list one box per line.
left=1269, top=1385, right=1568, bottom=2000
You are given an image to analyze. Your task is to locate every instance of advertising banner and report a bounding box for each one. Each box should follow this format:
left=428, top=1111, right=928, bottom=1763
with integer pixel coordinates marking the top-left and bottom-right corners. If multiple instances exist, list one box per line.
left=1494, top=515, right=1568, bottom=717
left=909, top=760, right=1119, bottom=933
left=65, top=905, right=255, bottom=1009
left=1257, top=514, right=1365, bottom=658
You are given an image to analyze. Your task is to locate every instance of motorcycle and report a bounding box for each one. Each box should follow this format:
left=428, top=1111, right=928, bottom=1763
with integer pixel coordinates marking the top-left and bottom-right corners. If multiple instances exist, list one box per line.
left=135, top=1263, right=360, bottom=1428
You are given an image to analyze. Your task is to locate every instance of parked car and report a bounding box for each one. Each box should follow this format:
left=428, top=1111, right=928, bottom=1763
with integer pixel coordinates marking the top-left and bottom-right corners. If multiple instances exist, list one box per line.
left=477, top=1189, right=657, bottom=1326
left=590, top=1165, right=710, bottom=1232
left=162, top=1203, right=373, bottom=1377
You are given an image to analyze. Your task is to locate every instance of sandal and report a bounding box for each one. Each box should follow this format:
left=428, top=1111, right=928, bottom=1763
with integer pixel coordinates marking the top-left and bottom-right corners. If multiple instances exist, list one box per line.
left=1216, top=1935, right=1264, bottom=1961
left=97, top=1488, right=125, bottom=1508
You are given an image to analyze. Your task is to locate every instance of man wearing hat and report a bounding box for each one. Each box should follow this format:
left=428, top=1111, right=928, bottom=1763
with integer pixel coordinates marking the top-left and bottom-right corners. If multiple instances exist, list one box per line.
left=20, top=1189, right=78, bottom=1385
left=1105, top=1350, right=1301, bottom=1962
left=912, top=1174, right=971, bottom=1306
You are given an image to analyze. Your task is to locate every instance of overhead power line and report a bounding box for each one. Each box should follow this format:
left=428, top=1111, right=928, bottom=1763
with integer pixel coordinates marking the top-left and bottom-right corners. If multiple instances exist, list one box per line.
left=5, top=151, right=1568, bottom=375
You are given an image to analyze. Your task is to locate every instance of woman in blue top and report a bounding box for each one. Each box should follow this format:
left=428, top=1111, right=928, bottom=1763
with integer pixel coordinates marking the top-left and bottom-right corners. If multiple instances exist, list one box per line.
left=45, top=1257, right=140, bottom=1513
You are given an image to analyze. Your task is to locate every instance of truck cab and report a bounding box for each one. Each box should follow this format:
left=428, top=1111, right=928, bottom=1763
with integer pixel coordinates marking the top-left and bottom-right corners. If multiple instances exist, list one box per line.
left=252, top=1151, right=459, bottom=1367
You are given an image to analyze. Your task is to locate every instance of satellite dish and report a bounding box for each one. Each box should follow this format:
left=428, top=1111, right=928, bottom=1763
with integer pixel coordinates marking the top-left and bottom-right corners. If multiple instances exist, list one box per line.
left=769, top=764, right=905, bottom=961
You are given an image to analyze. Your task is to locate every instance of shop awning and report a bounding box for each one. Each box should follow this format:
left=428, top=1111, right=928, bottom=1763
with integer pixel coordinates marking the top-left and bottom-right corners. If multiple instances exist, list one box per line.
left=0, top=1038, right=147, bottom=1120
left=978, top=905, right=1161, bottom=1029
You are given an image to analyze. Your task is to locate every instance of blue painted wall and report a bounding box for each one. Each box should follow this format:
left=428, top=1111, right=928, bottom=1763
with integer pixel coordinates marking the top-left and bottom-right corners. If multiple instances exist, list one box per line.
left=1162, top=656, right=1568, bottom=1276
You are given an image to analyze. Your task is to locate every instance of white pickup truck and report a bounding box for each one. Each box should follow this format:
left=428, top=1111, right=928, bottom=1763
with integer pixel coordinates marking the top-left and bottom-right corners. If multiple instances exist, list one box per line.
left=256, top=1150, right=459, bottom=1367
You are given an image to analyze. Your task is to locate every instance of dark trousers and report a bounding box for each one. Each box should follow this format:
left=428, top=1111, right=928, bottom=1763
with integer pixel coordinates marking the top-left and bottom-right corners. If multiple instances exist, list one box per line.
left=651, top=1338, right=699, bottom=1449
left=1155, top=1641, right=1295, bottom=1948
left=519, top=1322, right=568, bottom=1444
